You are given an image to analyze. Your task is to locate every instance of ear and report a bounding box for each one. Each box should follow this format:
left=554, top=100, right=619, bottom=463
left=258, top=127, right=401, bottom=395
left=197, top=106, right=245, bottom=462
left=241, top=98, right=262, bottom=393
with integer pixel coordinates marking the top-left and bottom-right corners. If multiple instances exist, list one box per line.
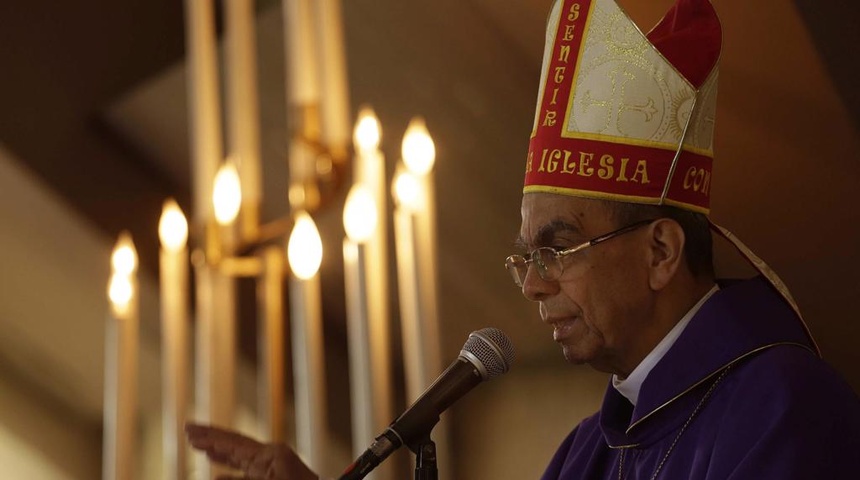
left=646, top=219, right=685, bottom=291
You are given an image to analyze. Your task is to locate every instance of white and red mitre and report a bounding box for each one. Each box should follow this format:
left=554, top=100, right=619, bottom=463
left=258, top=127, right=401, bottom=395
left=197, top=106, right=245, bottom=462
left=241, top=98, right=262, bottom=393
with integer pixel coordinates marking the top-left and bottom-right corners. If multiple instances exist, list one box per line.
left=525, top=0, right=721, bottom=214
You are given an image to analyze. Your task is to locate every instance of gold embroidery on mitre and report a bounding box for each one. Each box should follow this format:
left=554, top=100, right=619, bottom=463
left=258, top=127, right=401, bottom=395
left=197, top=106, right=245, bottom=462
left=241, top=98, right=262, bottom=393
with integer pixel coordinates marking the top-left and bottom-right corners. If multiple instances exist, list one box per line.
left=526, top=0, right=719, bottom=212
left=531, top=0, right=565, bottom=137
left=560, top=0, right=717, bottom=155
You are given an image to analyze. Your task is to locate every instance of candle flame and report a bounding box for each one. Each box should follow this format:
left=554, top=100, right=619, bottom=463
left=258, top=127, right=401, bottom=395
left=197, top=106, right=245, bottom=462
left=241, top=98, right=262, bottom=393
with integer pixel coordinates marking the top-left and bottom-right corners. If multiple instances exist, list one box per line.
left=343, top=184, right=378, bottom=242
left=354, top=107, right=381, bottom=153
left=159, top=199, right=189, bottom=252
left=111, top=232, right=138, bottom=275
left=393, top=171, right=423, bottom=211
left=213, top=161, right=242, bottom=225
left=288, top=212, right=323, bottom=279
left=108, top=272, right=134, bottom=313
left=401, top=117, right=435, bottom=176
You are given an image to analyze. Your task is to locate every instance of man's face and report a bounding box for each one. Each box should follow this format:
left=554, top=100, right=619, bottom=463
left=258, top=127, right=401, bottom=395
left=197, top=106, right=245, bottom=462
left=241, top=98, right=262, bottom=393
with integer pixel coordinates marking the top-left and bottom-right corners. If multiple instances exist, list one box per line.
left=518, top=193, right=655, bottom=376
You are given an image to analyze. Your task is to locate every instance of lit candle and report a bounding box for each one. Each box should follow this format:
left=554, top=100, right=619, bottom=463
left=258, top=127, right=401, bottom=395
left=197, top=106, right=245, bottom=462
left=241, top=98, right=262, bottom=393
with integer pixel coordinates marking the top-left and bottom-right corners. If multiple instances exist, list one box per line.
left=397, top=118, right=441, bottom=399
left=354, top=107, right=384, bottom=189
left=287, top=212, right=327, bottom=469
left=103, top=232, right=139, bottom=480
left=352, top=109, right=395, bottom=461
left=353, top=111, right=387, bottom=286
left=184, top=0, right=232, bottom=478
left=394, top=120, right=451, bottom=477
left=188, top=162, right=241, bottom=480
left=158, top=200, right=190, bottom=480
left=342, top=184, right=379, bottom=459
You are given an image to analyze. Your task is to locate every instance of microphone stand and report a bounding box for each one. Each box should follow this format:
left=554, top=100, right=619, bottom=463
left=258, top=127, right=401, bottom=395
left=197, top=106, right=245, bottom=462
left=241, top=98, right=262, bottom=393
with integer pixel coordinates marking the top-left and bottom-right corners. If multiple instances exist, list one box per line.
left=409, top=434, right=438, bottom=480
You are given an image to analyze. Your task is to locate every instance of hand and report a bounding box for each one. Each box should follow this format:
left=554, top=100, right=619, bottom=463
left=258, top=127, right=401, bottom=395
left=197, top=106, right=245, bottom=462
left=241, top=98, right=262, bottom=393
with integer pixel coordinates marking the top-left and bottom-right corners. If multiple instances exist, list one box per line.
left=185, top=423, right=320, bottom=480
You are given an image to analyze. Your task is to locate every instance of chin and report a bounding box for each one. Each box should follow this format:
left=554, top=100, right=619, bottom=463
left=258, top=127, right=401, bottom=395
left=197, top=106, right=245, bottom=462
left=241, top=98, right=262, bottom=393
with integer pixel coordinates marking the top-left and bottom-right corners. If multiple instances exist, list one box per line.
left=562, top=345, right=611, bottom=373
left=561, top=346, right=589, bottom=365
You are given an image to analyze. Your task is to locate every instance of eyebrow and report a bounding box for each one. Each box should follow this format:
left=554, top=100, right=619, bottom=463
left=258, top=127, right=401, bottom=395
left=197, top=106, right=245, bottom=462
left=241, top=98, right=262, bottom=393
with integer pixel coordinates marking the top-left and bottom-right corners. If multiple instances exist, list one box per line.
left=515, top=219, right=583, bottom=250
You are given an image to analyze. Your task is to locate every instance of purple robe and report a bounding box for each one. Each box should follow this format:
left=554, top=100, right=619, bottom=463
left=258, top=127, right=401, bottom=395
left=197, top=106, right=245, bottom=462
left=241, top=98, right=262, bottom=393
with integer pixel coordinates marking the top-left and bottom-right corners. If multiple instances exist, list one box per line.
left=541, top=277, right=860, bottom=479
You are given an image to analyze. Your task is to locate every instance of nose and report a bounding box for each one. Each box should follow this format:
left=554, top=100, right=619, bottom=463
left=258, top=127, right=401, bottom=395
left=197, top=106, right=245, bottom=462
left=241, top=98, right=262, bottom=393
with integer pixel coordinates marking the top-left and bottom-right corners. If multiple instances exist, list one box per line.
left=521, top=263, right=559, bottom=302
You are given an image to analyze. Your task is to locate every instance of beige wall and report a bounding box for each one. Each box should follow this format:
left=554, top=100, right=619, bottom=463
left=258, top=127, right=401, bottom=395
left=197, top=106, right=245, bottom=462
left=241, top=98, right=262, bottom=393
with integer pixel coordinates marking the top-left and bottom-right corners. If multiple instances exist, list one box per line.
left=0, top=372, right=100, bottom=479
left=452, top=364, right=608, bottom=479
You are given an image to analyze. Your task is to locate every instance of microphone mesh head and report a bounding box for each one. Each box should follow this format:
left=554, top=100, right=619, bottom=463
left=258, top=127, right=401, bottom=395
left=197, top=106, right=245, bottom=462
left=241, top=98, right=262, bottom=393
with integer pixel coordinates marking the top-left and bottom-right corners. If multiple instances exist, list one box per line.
left=461, top=327, right=515, bottom=380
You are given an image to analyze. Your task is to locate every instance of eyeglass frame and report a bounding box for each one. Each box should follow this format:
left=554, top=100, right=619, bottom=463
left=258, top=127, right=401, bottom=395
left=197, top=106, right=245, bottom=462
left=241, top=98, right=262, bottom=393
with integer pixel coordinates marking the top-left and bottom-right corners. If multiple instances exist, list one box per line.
left=505, top=218, right=660, bottom=287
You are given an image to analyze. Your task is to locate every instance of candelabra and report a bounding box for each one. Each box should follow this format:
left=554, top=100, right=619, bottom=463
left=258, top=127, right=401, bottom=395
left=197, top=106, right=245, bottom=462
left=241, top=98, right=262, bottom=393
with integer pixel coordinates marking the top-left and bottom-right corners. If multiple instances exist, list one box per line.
left=101, top=1, right=445, bottom=480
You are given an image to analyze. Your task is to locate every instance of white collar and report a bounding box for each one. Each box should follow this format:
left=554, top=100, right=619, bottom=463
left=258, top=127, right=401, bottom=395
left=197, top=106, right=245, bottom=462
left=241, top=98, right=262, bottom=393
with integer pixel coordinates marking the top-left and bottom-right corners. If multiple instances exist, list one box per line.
left=612, top=285, right=719, bottom=406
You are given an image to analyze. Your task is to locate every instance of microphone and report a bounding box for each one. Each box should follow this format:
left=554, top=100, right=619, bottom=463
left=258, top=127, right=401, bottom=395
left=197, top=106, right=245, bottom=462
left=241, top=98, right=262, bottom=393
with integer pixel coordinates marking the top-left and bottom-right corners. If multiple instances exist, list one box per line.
left=338, top=327, right=515, bottom=480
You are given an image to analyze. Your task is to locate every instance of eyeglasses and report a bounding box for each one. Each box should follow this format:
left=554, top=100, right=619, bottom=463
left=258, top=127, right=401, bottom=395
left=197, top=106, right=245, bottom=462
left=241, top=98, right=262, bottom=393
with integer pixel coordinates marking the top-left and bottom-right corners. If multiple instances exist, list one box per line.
left=504, top=219, right=659, bottom=287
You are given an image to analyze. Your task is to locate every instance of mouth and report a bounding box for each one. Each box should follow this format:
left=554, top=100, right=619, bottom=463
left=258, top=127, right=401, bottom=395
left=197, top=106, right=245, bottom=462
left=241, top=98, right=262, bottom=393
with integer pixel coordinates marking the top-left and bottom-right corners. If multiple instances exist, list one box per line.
left=545, top=317, right=578, bottom=343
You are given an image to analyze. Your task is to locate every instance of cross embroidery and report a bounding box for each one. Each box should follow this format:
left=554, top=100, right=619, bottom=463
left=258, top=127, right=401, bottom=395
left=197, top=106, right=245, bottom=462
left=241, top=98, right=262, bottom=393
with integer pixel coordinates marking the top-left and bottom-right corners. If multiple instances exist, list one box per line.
left=580, top=68, right=659, bottom=135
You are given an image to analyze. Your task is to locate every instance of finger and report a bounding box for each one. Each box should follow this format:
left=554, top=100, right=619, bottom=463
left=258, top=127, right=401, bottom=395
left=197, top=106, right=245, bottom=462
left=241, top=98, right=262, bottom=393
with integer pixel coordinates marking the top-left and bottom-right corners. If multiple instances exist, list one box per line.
left=186, top=423, right=262, bottom=451
left=215, top=476, right=249, bottom=480
left=185, top=423, right=265, bottom=471
left=186, top=423, right=257, bottom=445
left=245, top=444, right=279, bottom=478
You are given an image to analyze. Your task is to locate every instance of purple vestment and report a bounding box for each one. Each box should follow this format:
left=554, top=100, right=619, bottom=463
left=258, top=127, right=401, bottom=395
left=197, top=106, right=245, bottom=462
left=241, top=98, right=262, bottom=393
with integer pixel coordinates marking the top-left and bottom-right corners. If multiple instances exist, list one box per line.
left=541, top=277, right=860, bottom=479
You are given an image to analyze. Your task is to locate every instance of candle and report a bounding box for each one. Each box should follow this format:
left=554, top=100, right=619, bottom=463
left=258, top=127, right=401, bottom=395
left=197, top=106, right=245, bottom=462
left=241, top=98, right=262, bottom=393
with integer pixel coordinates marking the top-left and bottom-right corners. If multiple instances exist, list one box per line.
left=351, top=111, right=394, bottom=480
left=103, top=232, right=139, bottom=480
left=158, top=200, right=190, bottom=480
left=343, top=185, right=377, bottom=454
left=313, top=0, right=350, bottom=157
left=354, top=108, right=385, bottom=206
left=258, top=246, right=286, bottom=442
left=284, top=0, right=321, bottom=211
left=353, top=111, right=391, bottom=379
left=184, top=0, right=223, bottom=226
left=392, top=171, right=428, bottom=398
left=192, top=262, right=236, bottom=478
left=284, top=0, right=319, bottom=107
left=195, top=171, right=240, bottom=480
left=183, top=1, right=233, bottom=475
left=287, top=212, right=327, bottom=469
left=225, top=0, right=262, bottom=241
left=394, top=120, right=451, bottom=477
left=397, top=118, right=441, bottom=398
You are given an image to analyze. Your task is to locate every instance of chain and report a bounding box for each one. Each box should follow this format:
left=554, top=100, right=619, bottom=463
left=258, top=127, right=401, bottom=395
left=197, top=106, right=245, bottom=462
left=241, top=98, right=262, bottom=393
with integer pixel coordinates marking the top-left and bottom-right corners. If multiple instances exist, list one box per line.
left=616, top=366, right=732, bottom=480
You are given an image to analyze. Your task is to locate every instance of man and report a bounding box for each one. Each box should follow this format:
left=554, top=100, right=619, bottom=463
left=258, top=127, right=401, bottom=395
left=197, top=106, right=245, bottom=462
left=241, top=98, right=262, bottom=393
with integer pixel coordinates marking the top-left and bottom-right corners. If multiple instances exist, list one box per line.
left=514, top=196, right=860, bottom=479
left=513, top=0, right=860, bottom=478
left=188, top=0, right=860, bottom=478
